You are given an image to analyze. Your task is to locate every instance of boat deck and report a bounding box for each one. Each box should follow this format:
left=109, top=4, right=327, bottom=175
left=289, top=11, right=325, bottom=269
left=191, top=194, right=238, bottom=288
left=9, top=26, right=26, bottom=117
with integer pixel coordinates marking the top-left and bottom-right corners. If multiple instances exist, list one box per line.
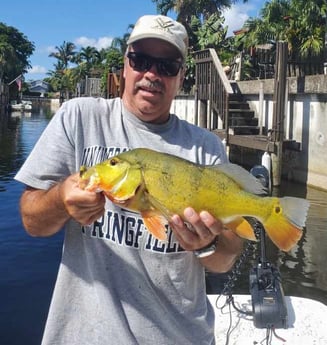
left=209, top=294, right=327, bottom=344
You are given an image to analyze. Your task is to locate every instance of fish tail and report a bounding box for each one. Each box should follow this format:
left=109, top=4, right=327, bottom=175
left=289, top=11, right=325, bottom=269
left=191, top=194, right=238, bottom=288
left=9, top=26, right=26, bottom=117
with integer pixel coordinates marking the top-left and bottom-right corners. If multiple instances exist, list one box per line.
left=263, top=197, right=309, bottom=251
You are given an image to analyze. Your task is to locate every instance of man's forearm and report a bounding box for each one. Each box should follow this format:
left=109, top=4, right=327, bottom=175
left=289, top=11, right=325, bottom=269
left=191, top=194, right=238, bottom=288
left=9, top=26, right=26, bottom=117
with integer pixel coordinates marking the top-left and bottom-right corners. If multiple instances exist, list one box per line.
left=19, top=173, right=106, bottom=237
left=20, top=184, right=70, bottom=237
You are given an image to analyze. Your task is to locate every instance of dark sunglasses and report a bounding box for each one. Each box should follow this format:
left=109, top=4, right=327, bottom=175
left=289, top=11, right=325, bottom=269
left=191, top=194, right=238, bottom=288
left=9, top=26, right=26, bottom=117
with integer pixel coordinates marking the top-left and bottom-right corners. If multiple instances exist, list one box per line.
left=127, top=52, right=183, bottom=77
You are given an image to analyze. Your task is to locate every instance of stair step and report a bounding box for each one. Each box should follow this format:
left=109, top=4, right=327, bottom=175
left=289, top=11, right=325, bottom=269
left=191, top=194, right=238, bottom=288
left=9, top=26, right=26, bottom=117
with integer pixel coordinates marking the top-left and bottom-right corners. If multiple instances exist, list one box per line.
left=228, top=117, right=258, bottom=126
left=229, top=93, right=244, bottom=102
left=229, top=109, right=255, bottom=118
left=229, top=126, right=260, bottom=135
left=229, top=100, right=250, bottom=110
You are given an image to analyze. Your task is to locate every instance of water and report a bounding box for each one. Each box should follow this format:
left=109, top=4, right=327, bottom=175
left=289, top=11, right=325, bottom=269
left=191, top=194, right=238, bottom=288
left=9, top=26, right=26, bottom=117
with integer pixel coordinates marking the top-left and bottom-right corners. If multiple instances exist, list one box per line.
left=0, top=108, right=326, bottom=345
left=0, top=109, right=64, bottom=345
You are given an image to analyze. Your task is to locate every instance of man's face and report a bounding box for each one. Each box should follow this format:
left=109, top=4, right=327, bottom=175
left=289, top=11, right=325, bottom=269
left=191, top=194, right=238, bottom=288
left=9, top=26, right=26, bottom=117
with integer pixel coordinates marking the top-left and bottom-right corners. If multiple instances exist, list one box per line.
left=122, top=38, right=184, bottom=124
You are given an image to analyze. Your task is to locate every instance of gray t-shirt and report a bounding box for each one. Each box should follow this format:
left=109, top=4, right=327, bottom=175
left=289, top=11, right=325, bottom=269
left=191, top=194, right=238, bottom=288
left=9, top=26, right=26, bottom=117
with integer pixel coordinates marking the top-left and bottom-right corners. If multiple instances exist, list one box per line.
left=15, top=97, right=228, bottom=345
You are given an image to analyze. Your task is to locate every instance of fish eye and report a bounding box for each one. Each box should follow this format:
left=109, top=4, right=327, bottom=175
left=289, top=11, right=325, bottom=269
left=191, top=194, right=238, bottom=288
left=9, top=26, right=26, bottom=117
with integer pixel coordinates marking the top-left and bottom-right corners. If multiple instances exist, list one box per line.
left=109, top=158, right=118, bottom=166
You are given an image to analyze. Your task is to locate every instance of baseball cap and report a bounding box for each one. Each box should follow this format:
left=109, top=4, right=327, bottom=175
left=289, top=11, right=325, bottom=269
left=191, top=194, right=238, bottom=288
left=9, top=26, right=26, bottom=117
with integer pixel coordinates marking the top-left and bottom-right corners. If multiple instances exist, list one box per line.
left=127, top=15, right=188, bottom=60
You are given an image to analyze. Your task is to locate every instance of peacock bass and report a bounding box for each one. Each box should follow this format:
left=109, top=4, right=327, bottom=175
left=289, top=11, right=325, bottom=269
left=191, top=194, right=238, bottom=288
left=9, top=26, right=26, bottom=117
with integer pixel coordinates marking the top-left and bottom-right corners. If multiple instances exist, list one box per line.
left=79, top=148, right=309, bottom=252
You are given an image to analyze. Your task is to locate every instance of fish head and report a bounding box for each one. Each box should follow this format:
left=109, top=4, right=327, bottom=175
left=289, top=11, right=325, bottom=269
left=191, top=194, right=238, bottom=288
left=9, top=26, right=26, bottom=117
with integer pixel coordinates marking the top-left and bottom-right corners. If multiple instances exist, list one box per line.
left=79, top=157, right=143, bottom=202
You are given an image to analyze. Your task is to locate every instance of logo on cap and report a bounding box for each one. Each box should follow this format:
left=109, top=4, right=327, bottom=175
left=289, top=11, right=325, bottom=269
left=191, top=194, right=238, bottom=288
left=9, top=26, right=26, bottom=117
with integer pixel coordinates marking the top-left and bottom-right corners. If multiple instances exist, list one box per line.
left=151, top=17, right=175, bottom=33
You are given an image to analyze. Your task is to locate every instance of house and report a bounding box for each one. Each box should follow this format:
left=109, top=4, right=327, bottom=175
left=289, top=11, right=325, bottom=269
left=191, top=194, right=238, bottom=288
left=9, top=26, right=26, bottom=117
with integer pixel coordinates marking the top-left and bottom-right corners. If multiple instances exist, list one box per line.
left=28, top=80, right=49, bottom=97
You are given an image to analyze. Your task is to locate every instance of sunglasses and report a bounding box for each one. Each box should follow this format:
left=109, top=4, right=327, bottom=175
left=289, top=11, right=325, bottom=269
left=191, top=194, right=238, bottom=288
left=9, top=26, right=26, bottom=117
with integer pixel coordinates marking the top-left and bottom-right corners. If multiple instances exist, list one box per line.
left=127, top=52, right=183, bottom=77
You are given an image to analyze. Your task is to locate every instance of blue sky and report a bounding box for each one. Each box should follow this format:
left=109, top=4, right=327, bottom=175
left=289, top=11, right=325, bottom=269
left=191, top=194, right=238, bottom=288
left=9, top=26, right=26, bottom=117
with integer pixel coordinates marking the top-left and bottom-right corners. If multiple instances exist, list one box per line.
left=1, top=0, right=262, bottom=81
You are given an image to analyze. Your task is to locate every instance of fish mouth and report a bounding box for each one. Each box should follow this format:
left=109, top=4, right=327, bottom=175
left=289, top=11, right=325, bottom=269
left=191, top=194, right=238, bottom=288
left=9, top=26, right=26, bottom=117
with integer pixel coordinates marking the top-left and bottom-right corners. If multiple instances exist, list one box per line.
left=79, top=168, right=101, bottom=192
left=78, top=166, right=90, bottom=190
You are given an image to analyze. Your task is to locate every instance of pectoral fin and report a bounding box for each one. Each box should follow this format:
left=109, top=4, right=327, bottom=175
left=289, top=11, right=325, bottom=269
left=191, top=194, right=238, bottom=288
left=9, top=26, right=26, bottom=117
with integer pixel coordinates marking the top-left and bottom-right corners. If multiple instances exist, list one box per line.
left=225, top=217, right=256, bottom=241
left=141, top=210, right=168, bottom=241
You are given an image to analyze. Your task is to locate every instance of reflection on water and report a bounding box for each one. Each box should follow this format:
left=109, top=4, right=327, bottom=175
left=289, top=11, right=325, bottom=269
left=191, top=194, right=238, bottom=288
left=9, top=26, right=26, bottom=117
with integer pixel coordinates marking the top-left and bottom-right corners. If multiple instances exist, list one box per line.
left=207, top=180, right=327, bottom=305
left=0, top=108, right=64, bottom=345
left=276, top=182, right=327, bottom=305
left=0, top=107, right=327, bottom=345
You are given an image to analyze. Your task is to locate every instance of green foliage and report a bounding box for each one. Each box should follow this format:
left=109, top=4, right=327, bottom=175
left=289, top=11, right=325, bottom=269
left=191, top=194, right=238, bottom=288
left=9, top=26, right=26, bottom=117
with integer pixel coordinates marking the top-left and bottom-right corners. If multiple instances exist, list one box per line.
left=0, top=22, right=34, bottom=83
left=241, top=0, right=326, bottom=58
left=195, top=13, right=227, bottom=50
left=152, top=0, right=248, bottom=91
left=100, top=48, right=124, bottom=93
left=46, top=37, right=125, bottom=97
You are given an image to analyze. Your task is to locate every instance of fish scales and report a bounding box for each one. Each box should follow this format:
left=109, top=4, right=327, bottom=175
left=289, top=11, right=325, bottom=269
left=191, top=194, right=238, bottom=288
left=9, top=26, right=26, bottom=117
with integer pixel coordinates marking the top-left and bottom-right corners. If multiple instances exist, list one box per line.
left=79, top=148, right=310, bottom=251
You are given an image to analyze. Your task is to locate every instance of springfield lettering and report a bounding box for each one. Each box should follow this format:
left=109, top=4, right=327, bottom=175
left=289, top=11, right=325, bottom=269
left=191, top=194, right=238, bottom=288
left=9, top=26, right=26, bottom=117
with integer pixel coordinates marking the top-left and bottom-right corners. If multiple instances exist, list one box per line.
left=82, top=209, right=184, bottom=254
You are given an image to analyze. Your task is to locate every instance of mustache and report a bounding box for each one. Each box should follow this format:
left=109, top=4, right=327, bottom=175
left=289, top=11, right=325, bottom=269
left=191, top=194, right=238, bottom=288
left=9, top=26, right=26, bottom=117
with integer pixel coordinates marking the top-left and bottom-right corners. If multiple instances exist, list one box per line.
left=135, top=80, right=164, bottom=93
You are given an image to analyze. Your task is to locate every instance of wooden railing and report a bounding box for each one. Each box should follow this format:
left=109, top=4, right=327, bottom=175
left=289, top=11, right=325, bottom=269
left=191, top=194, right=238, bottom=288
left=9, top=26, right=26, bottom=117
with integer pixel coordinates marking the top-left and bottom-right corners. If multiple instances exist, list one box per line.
left=244, top=48, right=325, bottom=80
left=193, top=49, right=233, bottom=133
left=107, top=70, right=124, bottom=98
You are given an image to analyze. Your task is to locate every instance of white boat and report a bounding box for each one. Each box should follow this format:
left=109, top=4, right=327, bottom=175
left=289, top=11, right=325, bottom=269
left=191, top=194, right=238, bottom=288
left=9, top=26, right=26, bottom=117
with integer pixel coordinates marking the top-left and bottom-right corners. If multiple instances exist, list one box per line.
left=10, top=100, right=32, bottom=111
left=209, top=294, right=327, bottom=344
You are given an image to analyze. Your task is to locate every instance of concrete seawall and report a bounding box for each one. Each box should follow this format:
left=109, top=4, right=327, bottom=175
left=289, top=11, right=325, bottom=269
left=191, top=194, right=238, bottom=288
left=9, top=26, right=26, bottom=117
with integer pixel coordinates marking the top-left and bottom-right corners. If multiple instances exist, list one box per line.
left=171, top=75, right=327, bottom=191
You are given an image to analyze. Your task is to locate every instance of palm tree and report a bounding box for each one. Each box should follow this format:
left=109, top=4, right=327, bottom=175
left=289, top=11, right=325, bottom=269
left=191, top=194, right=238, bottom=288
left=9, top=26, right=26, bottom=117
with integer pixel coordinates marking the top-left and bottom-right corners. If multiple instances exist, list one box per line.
left=111, top=27, right=133, bottom=55
left=241, top=0, right=326, bottom=58
left=152, top=0, right=246, bottom=24
left=49, top=41, right=76, bottom=69
left=76, top=46, right=101, bottom=66
left=48, top=41, right=78, bottom=99
left=74, top=46, right=102, bottom=77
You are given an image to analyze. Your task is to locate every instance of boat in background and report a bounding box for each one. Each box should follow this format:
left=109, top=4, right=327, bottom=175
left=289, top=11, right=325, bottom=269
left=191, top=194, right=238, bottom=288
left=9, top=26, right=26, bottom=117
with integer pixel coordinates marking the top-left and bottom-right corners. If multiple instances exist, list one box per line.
left=10, top=100, right=32, bottom=112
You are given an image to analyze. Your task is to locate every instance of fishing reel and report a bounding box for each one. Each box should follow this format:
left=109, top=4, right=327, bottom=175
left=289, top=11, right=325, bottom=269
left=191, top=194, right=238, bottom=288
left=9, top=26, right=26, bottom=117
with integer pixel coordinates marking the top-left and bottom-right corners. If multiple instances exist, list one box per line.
left=249, top=165, right=288, bottom=329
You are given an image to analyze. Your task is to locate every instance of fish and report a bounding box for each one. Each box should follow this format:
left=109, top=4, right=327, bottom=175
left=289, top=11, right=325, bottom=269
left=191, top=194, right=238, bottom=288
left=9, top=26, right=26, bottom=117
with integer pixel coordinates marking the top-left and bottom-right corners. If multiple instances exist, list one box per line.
left=79, top=148, right=310, bottom=251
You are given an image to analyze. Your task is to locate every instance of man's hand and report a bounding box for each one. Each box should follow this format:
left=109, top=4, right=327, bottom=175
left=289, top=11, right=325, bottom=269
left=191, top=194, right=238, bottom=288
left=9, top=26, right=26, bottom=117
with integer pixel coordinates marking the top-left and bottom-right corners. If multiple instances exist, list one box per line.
left=169, top=207, right=244, bottom=273
left=170, top=207, right=223, bottom=251
left=20, top=173, right=105, bottom=237
left=58, top=173, right=105, bottom=226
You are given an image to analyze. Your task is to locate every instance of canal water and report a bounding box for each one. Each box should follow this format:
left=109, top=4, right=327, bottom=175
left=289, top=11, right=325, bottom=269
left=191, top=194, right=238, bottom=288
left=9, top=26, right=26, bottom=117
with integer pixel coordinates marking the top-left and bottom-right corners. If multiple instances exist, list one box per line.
left=0, top=107, right=326, bottom=345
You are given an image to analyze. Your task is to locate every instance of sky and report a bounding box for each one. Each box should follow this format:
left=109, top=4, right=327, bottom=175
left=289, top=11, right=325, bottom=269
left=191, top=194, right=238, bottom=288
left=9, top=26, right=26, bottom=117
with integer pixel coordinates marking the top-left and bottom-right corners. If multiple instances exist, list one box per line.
left=1, top=0, right=262, bottom=81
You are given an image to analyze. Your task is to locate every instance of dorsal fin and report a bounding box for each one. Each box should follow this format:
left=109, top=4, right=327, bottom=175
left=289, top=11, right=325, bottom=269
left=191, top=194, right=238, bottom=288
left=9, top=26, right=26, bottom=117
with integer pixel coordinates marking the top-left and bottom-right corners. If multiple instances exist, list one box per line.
left=208, top=163, right=267, bottom=195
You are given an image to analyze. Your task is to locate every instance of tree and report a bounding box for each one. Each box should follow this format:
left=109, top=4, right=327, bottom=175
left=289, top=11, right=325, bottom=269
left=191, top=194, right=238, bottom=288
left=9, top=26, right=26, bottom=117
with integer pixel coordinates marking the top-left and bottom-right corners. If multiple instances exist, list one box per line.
left=152, top=0, right=247, bottom=46
left=48, top=41, right=77, bottom=99
left=49, top=41, right=76, bottom=69
left=152, top=0, right=246, bottom=91
left=240, top=0, right=327, bottom=58
left=0, top=22, right=34, bottom=83
left=111, top=29, right=133, bottom=55
left=75, top=46, right=101, bottom=68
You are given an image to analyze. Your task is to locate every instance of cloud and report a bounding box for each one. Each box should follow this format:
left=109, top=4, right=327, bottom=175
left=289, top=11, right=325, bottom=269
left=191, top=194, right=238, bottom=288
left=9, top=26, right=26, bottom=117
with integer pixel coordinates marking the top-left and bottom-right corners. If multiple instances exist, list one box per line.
left=223, top=2, right=260, bottom=37
left=46, top=45, right=57, bottom=54
left=223, top=6, right=249, bottom=36
left=74, top=36, right=113, bottom=50
left=27, top=65, right=47, bottom=74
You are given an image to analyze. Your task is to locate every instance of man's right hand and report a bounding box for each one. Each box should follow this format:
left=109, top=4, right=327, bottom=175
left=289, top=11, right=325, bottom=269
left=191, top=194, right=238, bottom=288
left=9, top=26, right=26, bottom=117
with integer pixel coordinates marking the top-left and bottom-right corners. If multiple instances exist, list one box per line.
left=20, top=173, right=106, bottom=237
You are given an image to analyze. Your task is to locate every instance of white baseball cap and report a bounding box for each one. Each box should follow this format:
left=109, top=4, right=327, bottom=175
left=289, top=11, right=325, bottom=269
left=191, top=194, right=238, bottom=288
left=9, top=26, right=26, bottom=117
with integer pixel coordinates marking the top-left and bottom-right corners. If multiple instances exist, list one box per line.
left=127, top=15, right=189, bottom=60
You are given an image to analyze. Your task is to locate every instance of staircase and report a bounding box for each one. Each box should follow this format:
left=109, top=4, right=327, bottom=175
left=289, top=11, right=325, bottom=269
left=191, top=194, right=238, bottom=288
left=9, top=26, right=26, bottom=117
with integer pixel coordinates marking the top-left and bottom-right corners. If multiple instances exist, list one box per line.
left=228, top=94, right=260, bottom=135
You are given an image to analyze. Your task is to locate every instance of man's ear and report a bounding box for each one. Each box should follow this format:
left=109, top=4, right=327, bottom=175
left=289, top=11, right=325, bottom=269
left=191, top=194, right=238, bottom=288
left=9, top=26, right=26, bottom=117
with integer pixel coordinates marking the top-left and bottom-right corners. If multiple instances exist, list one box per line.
left=123, top=57, right=128, bottom=79
left=178, top=68, right=186, bottom=91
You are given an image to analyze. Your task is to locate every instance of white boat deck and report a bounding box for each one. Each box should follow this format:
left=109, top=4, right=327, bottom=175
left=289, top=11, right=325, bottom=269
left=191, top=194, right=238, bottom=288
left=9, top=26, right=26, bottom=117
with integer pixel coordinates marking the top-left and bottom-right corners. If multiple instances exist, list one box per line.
left=209, top=294, right=327, bottom=345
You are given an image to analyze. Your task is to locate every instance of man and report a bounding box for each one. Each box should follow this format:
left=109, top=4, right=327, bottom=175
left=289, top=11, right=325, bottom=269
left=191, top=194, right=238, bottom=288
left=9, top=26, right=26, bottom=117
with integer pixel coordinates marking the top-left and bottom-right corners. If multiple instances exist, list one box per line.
left=15, top=15, right=243, bottom=345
